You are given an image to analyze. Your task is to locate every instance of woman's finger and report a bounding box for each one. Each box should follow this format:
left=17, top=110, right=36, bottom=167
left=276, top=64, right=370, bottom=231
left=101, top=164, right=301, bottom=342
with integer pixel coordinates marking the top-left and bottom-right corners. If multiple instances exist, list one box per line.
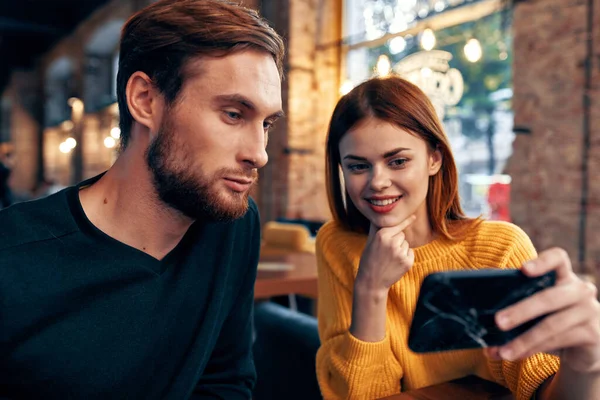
left=496, top=280, right=596, bottom=331
left=518, top=324, right=600, bottom=362
left=397, top=239, right=409, bottom=258
left=499, top=301, right=599, bottom=360
left=522, top=247, right=573, bottom=281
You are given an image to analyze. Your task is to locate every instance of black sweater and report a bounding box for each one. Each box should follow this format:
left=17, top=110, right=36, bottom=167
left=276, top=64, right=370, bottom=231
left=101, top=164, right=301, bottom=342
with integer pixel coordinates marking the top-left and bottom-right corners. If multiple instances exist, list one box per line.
left=0, top=179, right=259, bottom=399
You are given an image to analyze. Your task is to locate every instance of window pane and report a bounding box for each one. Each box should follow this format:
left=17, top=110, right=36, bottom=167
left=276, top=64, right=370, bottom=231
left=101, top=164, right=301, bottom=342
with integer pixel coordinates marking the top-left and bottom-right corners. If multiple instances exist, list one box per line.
left=343, top=9, right=514, bottom=220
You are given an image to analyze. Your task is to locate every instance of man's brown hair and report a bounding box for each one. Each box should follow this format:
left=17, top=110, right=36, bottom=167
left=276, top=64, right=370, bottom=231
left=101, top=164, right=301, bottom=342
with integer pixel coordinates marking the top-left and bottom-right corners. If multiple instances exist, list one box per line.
left=116, top=0, right=285, bottom=148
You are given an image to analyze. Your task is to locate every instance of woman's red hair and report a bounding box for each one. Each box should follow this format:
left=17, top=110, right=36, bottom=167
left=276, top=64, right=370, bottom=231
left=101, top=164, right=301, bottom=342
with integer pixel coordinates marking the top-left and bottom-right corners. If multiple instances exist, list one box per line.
left=325, top=75, right=479, bottom=239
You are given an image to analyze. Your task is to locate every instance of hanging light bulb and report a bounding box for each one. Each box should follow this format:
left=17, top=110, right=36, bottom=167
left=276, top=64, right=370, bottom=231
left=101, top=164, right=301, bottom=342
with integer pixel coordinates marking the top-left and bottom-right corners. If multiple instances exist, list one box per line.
left=65, top=137, right=77, bottom=149
left=110, top=127, right=121, bottom=139
left=59, top=141, right=72, bottom=154
left=388, top=36, right=407, bottom=55
left=464, top=38, right=482, bottom=63
left=420, top=28, right=436, bottom=51
left=375, top=54, right=391, bottom=77
left=104, top=137, right=116, bottom=149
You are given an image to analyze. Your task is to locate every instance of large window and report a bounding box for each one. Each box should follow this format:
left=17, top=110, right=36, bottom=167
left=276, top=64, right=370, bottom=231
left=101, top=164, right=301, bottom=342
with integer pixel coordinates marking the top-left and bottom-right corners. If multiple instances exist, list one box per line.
left=343, top=0, right=513, bottom=219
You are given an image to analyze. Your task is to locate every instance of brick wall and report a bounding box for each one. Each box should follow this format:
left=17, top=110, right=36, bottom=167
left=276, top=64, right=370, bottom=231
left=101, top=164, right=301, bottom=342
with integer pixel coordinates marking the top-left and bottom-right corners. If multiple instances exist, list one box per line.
left=277, top=0, right=341, bottom=221
left=507, top=0, right=600, bottom=275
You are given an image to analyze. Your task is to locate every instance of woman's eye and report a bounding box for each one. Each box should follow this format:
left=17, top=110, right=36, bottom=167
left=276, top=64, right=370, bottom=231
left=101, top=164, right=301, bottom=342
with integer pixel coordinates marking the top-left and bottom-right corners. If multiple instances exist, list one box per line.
left=347, top=164, right=368, bottom=172
left=390, top=158, right=408, bottom=167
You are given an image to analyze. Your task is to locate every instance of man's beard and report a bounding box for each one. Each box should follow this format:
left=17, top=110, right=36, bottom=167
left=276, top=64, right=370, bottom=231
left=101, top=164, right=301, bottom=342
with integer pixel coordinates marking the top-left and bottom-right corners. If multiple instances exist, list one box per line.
left=145, top=119, right=257, bottom=222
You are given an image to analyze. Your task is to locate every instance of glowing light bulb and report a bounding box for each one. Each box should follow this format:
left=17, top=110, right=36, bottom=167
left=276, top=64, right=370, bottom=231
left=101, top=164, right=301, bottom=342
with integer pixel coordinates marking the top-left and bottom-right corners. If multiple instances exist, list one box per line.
left=420, top=28, right=436, bottom=51
left=110, top=127, right=121, bottom=139
left=65, top=137, right=76, bottom=149
left=389, top=36, right=407, bottom=55
left=104, top=137, right=116, bottom=149
left=375, top=54, right=391, bottom=77
left=464, top=38, right=482, bottom=63
left=59, top=142, right=71, bottom=154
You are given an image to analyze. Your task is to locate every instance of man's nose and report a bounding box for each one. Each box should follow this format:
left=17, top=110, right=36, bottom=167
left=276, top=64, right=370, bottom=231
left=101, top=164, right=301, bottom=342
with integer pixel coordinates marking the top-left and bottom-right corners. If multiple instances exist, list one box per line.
left=239, top=125, right=269, bottom=169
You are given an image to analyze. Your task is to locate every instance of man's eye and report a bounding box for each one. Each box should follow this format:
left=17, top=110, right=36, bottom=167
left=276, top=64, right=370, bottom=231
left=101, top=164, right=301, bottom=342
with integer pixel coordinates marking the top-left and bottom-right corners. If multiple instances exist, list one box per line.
left=224, top=111, right=242, bottom=120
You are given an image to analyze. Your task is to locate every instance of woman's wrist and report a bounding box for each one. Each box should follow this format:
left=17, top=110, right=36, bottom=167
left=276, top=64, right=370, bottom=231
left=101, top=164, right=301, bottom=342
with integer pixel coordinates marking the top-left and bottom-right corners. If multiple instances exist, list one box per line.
left=354, top=280, right=390, bottom=304
left=351, top=280, right=390, bottom=342
left=354, top=274, right=389, bottom=300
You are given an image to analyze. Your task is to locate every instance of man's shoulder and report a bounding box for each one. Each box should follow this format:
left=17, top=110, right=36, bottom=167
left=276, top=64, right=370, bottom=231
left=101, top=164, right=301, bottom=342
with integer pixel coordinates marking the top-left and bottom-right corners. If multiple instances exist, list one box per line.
left=0, top=189, right=78, bottom=252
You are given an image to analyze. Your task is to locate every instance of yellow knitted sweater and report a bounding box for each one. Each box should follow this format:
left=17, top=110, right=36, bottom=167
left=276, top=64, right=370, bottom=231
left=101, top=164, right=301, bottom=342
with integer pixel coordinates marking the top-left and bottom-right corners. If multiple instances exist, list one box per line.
left=316, top=220, right=560, bottom=400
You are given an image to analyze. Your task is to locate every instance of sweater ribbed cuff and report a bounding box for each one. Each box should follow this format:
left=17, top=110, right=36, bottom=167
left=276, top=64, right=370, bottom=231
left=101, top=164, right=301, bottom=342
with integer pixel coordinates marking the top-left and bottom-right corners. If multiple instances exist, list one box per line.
left=519, top=353, right=560, bottom=400
left=340, top=331, right=393, bottom=367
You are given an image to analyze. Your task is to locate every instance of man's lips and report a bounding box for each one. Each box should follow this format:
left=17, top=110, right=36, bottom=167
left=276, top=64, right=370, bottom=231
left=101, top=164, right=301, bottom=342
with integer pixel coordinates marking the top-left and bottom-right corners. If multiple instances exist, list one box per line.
left=223, top=177, right=255, bottom=192
left=225, top=177, right=254, bottom=185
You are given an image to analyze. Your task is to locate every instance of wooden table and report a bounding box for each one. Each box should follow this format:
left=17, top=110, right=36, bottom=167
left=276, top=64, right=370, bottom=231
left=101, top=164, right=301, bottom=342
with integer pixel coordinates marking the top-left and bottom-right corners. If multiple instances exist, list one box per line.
left=381, top=376, right=514, bottom=399
left=255, top=252, right=318, bottom=300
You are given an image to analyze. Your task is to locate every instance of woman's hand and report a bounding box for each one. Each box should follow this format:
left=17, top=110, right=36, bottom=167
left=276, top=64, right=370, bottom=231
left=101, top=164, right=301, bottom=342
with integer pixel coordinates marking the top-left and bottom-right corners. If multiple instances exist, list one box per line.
left=487, top=248, right=600, bottom=373
left=355, top=215, right=416, bottom=294
left=350, top=215, right=416, bottom=342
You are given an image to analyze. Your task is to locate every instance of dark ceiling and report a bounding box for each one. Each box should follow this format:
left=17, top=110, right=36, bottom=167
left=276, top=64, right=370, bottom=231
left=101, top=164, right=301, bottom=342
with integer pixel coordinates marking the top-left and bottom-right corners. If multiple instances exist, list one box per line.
left=0, top=0, right=111, bottom=93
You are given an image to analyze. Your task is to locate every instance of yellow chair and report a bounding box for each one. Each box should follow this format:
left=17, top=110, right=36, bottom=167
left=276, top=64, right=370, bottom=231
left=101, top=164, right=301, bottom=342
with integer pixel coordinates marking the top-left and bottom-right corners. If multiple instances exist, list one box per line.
left=260, top=221, right=315, bottom=256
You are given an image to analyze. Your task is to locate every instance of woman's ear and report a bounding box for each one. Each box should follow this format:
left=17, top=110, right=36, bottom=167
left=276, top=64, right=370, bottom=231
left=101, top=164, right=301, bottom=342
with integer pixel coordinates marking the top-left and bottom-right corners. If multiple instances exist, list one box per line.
left=428, top=148, right=443, bottom=176
left=126, top=71, right=163, bottom=135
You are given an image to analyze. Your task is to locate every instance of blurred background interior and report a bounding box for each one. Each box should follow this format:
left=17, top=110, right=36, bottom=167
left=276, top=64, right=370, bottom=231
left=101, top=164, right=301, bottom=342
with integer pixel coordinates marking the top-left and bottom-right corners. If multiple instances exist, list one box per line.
left=0, top=0, right=598, bottom=398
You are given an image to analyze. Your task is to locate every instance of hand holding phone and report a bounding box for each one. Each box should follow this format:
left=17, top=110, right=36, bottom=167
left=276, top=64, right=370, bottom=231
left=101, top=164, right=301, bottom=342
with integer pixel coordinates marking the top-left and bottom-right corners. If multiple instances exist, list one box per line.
left=408, top=268, right=556, bottom=353
left=490, top=249, right=600, bottom=373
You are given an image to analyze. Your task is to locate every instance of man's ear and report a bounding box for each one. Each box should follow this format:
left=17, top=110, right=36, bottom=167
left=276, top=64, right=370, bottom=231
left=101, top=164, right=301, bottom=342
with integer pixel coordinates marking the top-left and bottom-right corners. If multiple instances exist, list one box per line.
left=428, top=148, right=443, bottom=176
left=125, top=71, right=162, bottom=135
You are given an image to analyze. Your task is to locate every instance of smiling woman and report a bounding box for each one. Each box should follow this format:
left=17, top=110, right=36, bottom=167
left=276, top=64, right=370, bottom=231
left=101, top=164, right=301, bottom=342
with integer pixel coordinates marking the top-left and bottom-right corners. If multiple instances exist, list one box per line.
left=326, top=76, right=471, bottom=240
left=339, top=119, right=442, bottom=234
left=315, top=75, right=561, bottom=400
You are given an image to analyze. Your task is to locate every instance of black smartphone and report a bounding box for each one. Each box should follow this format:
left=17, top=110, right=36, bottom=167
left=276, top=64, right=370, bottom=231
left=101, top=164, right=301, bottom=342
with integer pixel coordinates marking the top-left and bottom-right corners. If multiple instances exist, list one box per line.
left=407, top=268, right=556, bottom=353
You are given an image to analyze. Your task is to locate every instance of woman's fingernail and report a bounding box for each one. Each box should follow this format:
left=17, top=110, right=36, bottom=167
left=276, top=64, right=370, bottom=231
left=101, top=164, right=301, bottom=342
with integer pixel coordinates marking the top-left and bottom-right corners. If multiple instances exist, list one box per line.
left=500, top=348, right=513, bottom=360
left=523, top=261, right=535, bottom=272
left=497, top=314, right=509, bottom=329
